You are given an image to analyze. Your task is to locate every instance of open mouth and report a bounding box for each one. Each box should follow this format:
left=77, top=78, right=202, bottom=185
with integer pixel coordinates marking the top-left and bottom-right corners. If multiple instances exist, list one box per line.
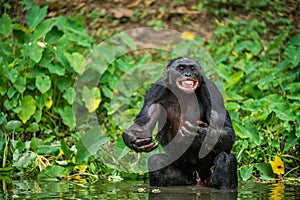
left=176, top=78, right=198, bottom=93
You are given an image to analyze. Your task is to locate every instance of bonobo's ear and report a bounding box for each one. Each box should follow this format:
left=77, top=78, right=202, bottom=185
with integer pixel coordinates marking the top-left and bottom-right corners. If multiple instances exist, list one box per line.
left=199, top=77, right=226, bottom=129
left=164, top=59, right=175, bottom=76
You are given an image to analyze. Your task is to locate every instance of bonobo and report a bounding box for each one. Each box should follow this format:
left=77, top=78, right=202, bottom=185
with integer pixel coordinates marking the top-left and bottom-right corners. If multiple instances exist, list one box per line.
left=122, top=58, right=238, bottom=189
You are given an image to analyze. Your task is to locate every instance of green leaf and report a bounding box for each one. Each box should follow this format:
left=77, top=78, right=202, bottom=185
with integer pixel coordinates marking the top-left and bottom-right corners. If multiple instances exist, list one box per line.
left=0, top=13, right=12, bottom=37
left=63, top=87, right=74, bottom=105
left=45, top=26, right=64, bottom=44
left=36, top=75, right=51, bottom=94
left=18, top=95, right=36, bottom=123
left=28, top=42, right=44, bottom=63
left=75, top=126, right=109, bottom=164
left=240, top=165, right=253, bottom=181
left=33, top=18, right=55, bottom=40
left=225, top=71, right=244, bottom=89
left=37, top=145, right=60, bottom=155
left=82, top=86, right=101, bottom=113
left=119, top=32, right=137, bottom=50
left=284, top=133, right=298, bottom=151
left=225, top=102, right=240, bottom=111
left=286, top=46, right=300, bottom=66
left=48, top=64, right=65, bottom=76
left=61, top=140, right=73, bottom=160
left=114, top=135, right=131, bottom=161
left=255, top=163, right=275, bottom=180
left=26, top=5, right=48, bottom=30
left=57, top=77, right=73, bottom=92
left=38, top=166, right=69, bottom=180
left=13, top=152, right=36, bottom=169
left=6, top=120, right=22, bottom=131
left=13, top=76, right=26, bottom=93
left=64, top=52, right=85, bottom=74
left=4, top=67, right=19, bottom=83
left=56, top=106, right=75, bottom=129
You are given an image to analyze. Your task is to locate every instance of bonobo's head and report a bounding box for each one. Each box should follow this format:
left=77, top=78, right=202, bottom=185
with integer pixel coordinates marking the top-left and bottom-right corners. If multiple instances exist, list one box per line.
left=165, top=58, right=203, bottom=94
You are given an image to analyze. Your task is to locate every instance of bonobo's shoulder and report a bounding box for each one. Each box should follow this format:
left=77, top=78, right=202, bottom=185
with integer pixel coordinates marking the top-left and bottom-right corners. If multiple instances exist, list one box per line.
left=145, top=78, right=169, bottom=104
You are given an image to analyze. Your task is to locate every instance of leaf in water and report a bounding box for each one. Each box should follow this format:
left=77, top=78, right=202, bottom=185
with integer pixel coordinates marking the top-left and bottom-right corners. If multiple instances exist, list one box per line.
left=13, top=152, right=36, bottom=169
left=18, top=95, right=36, bottom=124
left=75, top=126, right=109, bottom=164
left=6, top=120, right=22, bottom=131
left=64, top=52, right=85, bottom=75
left=0, top=13, right=12, bottom=38
left=255, top=163, right=275, bottom=180
left=56, top=106, right=75, bottom=129
left=26, top=5, right=48, bottom=30
left=270, top=156, right=284, bottom=176
left=36, top=75, right=51, bottom=94
left=82, top=86, right=101, bottom=113
left=38, top=165, right=70, bottom=180
left=28, top=42, right=44, bottom=63
left=240, top=165, right=253, bottom=181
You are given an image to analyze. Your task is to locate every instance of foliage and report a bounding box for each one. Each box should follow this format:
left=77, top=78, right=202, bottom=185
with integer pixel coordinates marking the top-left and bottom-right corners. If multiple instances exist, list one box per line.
left=0, top=0, right=299, bottom=184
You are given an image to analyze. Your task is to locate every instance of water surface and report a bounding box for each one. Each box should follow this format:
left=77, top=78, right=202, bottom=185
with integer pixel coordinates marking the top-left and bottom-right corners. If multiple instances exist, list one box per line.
left=0, top=178, right=299, bottom=199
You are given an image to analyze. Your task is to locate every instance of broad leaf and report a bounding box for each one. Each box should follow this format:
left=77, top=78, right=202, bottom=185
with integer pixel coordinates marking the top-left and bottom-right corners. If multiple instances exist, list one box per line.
left=38, top=165, right=69, bottom=180
left=82, top=86, right=101, bottom=113
left=26, top=5, right=48, bottom=30
left=6, top=120, right=22, bottom=131
left=64, top=52, right=85, bottom=75
left=240, top=165, right=253, bottom=181
left=256, top=163, right=275, bottom=180
left=28, top=42, right=44, bottom=63
left=33, top=18, right=55, bottom=40
left=0, top=13, right=12, bottom=38
left=18, top=95, right=36, bottom=123
left=36, top=75, right=51, bottom=94
left=56, top=106, right=75, bottom=129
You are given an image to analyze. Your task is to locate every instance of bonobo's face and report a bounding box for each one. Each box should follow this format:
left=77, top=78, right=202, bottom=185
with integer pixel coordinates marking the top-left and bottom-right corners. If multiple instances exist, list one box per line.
left=167, top=58, right=202, bottom=94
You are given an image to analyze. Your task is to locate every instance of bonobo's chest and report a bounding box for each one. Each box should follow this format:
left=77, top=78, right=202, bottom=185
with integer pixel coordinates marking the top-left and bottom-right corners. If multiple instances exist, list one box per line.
left=160, top=92, right=204, bottom=131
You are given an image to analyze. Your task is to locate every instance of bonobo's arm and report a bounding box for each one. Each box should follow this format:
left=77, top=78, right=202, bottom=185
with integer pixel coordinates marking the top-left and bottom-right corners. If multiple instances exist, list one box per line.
left=181, top=111, right=235, bottom=153
left=122, top=81, right=167, bottom=152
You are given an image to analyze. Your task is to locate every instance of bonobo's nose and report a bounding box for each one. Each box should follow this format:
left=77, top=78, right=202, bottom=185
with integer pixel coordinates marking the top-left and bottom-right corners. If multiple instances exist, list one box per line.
left=183, top=72, right=192, bottom=77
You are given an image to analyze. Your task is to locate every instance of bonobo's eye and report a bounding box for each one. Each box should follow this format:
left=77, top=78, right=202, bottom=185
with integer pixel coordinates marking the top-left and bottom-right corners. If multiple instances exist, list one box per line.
left=190, top=66, right=196, bottom=71
left=177, top=65, right=185, bottom=71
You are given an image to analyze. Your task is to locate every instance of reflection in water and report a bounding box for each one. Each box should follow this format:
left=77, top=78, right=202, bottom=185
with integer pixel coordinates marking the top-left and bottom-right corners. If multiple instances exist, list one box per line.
left=0, top=179, right=299, bottom=199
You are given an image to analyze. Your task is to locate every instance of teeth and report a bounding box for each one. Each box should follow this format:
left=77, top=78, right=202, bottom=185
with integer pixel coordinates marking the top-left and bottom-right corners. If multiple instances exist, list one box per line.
left=182, top=81, right=194, bottom=87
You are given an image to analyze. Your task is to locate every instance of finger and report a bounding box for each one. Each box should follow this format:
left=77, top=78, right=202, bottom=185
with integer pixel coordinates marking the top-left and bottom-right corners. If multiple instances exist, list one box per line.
left=181, top=126, right=197, bottom=136
left=184, top=121, right=198, bottom=132
left=135, top=138, right=152, bottom=146
left=137, top=142, right=159, bottom=152
left=197, top=121, right=208, bottom=127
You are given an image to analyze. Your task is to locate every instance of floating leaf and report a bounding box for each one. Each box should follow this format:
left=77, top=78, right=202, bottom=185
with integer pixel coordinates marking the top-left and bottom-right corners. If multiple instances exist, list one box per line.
left=18, top=95, right=36, bottom=123
left=38, top=165, right=69, bottom=180
left=36, top=75, right=51, bottom=94
left=256, top=163, right=275, bottom=180
left=270, top=156, right=284, bottom=177
left=240, top=165, right=253, bottom=181
left=0, top=13, right=12, bottom=38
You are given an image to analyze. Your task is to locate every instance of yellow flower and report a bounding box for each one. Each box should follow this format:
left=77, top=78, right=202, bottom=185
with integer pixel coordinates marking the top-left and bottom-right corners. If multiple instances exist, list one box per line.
left=181, top=31, right=195, bottom=41
left=270, top=156, right=284, bottom=176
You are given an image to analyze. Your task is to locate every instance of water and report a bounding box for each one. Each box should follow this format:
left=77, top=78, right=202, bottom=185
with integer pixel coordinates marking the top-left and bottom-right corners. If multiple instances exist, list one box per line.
left=0, top=178, right=299, bottom=199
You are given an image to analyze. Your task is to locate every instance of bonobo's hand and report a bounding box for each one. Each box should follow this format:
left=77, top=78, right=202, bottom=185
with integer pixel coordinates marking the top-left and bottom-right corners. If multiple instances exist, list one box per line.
left=178, top=121, right=208, bottom=137
left=122, top=130, right=159, bottom=153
